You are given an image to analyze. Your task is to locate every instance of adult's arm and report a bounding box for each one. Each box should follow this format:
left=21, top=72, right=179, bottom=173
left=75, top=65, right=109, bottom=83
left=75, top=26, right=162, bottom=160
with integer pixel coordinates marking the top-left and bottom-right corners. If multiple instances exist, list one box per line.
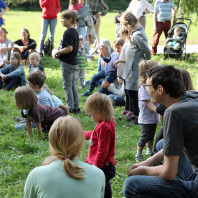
left=100, top=0, right=109, bottom=16
left=153, top=12, right=157, bottom=31
left=145, top=0, right=153, bottom=12
left=6, top=64, right=24, bottom=78
left=27, top=39, right=37, bottom=50
left=0, top=6, right=9, bottom=18
left=134, top=34, right=151, bottom=60
left=77, top=4, right=89, bottom=19
left=129, top=153, right=179, bottom=181
left=56, top=0, right=61, bottom=14
left=39, top=0, right=48, bottom=8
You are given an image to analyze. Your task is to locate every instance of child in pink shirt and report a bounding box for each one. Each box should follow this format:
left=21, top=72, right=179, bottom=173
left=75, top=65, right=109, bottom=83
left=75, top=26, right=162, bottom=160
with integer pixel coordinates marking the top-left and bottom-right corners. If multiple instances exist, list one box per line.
left=84, top=92, right=116, bottom=198
left=68, top=0, right=82, bottom=11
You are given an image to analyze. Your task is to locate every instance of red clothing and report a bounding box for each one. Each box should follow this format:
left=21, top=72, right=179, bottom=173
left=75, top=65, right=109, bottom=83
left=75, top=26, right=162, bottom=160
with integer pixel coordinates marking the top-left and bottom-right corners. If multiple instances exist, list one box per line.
left=39, top=0, right=61, bottom=20
left=84, top=119, right=116, bottom=168
left=68, top=4, right=83, bottom=11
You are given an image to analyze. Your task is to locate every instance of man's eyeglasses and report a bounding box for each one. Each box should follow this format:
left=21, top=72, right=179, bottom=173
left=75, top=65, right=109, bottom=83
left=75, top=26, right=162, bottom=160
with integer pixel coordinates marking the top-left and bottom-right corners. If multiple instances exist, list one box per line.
left=143, top=84, right=157, bottom=89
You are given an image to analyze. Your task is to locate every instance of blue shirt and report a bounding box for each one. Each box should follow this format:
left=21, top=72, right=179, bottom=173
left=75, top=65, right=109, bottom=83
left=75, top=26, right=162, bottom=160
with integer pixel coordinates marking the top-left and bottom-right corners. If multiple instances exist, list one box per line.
left=0, top=63, right=27, bottom=85
left=154, top=0, right=174, bottom=22
left=0, top=0, right=6, bottom=27
left=103, top=51, right=119, bottom=75
left=36, top=88, right=54, bottom=107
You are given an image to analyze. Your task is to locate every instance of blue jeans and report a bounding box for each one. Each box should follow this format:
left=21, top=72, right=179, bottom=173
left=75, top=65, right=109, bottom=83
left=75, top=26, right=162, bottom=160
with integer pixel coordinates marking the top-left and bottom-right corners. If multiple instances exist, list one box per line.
left=77, top=26, right=90, bottom=55
left=39, top=18, right=57, bottom=53
left=123, top=139, right=198, bottom=198
left=0, top=75, right=20, bottom=90
left=89, top=70, right=116, bottom=92
left=108, top=94, right=125, bottom=106
left=60, top=62, right=79, bottom=111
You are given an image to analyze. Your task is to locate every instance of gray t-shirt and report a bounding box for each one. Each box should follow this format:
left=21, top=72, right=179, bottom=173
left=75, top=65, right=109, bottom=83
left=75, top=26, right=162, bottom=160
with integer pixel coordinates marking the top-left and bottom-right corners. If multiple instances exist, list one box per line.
left=36, top=88, right=54, bottom=107
left=163, top=91, right=198, bottom=175
left=138, top=85, right=160, bottom=124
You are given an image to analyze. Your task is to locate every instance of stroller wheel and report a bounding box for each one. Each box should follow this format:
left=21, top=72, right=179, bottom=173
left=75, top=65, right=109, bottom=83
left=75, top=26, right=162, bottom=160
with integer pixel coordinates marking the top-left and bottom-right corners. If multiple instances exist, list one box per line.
left=186, top=53, right=190, bottom=59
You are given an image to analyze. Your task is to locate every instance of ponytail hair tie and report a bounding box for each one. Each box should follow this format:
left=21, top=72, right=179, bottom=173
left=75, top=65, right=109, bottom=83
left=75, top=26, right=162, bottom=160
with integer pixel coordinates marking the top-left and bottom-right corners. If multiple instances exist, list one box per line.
left=62, top=155, right=70, bottom=160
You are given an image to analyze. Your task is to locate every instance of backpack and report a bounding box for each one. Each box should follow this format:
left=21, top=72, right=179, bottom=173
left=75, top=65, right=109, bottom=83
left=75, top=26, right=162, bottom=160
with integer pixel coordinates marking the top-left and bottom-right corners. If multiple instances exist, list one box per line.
left=43, top=39, right=53, bottom=56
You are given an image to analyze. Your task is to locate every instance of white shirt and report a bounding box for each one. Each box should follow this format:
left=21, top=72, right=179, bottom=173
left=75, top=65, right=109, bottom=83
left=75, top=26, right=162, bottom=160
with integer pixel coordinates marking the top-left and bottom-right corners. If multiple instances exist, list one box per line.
left=127, top=0, right=153, bottom=19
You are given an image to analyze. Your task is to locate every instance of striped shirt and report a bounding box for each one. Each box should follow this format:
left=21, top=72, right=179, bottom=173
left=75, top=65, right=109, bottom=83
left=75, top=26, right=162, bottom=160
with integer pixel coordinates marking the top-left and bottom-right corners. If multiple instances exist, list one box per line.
left=154, top=0, right=174, bottom=22
left=77, top=48, right=86, bottom=70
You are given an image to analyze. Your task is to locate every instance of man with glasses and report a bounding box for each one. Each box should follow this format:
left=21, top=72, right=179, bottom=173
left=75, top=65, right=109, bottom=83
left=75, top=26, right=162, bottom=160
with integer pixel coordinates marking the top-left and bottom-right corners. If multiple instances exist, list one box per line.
left=123, top=65, right=198, bottom=198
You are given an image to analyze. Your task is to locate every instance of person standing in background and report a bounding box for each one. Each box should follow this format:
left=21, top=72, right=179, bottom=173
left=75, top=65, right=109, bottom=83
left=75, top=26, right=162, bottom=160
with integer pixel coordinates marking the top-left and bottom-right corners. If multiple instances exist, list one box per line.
left=38, top=0, right=61, bottom=57
left=0, top=0, right=9, bottom=27
left=87, top=0, right=109, bottom=39
left=127, top=0, right=153, bottom=30
left=151, top=0, right=176, bottom=55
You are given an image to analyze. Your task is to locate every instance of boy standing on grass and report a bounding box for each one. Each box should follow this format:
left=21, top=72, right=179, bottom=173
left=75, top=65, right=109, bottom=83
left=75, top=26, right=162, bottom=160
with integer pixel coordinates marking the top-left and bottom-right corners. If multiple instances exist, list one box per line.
left=54, top=10, right=80, bottom=114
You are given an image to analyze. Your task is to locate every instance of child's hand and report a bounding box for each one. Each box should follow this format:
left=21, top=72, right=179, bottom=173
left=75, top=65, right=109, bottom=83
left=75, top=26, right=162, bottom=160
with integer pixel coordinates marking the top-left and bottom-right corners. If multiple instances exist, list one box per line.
left=102, top=81, right=110, bottom=89
left=54, top=51, right=60, bottom=59
left=100, top=52, right=104, bottom=59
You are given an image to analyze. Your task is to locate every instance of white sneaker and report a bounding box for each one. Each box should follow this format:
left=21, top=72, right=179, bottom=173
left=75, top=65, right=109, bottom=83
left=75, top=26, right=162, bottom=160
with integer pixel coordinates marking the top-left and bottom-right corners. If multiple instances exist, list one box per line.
left=146, top=151, right=153, bottom=156
left=135, top=155, right=143, bottom=162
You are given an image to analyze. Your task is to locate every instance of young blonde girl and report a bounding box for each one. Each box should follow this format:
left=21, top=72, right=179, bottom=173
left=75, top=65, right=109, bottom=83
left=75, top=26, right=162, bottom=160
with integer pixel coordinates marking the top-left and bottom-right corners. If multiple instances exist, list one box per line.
left=135, top=60, right=160, bottom=162
left=24, top=116, right=105, bottom=197
left=0, top=52, right=26, bottom=90
left=14, top=86, right=64, bottom=138
left=84, top=92, right=116, bottom=198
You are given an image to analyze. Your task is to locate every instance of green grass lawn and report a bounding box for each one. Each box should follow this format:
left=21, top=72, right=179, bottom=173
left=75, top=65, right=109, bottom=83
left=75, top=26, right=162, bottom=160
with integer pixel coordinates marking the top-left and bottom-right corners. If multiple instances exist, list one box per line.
left=4, top=11, right=198, bottom=47
left=1, top=10, right=198, bottom=198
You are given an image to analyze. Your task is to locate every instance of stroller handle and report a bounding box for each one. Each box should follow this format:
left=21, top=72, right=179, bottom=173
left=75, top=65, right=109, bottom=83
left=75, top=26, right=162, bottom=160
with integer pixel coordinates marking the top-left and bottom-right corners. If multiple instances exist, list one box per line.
left=174, top=18, right=192, bottom=29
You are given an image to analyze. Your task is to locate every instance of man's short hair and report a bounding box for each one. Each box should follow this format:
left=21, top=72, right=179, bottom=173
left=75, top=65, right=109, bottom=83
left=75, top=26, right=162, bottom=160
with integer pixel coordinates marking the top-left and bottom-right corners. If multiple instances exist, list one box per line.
left=27, top=70, right=45, bottom=89
left=146, top=65, right=185, bottom=98
left=61, top=10, right=77, bottom=24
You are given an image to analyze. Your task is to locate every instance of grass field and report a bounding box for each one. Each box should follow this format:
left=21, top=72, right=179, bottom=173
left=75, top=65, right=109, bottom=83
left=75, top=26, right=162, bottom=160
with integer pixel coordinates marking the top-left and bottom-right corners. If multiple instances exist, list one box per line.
left=3, top=10, right=198, bottom=47
left=0, top=10, right=198, bottom=198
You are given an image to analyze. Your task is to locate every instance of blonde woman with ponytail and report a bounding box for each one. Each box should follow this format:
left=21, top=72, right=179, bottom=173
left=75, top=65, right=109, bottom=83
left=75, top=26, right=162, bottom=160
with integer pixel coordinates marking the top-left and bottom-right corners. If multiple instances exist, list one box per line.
left=24, top=116, right=105, bottom=198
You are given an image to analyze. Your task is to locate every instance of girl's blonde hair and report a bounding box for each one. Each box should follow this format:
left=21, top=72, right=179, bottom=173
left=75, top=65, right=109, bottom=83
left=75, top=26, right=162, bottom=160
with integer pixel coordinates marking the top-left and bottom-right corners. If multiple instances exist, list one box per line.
left=29, top=52, right=40, bottom=61
left=121, top=11, right=138, bottom=33
left=49, top=116, right=85, bottom=180
left=42, top=156, right=57, bottom=166
left=14, top=86, right=38, bottom=109
left=85, top=92, right=114, bottom=121
left=42, top=84, right=53, bottom=95
left=138, top=60, right=159, bottom=88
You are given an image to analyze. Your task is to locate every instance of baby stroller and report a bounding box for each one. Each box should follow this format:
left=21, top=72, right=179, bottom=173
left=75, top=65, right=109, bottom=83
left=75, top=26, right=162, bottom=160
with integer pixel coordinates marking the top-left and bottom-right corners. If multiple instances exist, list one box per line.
left=163, top=18, right=192, bottom=60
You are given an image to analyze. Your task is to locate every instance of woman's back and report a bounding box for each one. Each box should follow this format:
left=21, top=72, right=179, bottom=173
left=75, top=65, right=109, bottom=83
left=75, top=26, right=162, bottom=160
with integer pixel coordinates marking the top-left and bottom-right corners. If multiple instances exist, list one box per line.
left=24, top=159, right=105, bottom=198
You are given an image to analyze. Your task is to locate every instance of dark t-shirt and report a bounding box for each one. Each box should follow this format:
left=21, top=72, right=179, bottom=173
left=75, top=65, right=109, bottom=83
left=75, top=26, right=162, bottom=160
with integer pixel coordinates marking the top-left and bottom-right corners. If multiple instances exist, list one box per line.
left=21, top=103, right=63, bottom=128
left=163, top=91, right=198, bottom=175
left=58, top=28, right=79, bottom=65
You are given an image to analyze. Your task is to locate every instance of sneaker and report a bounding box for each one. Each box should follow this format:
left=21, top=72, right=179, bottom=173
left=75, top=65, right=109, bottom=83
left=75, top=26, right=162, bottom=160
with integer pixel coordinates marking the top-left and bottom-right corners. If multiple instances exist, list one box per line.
left=70, top=108, right=81, bottom=114
left=146, top=150, right=153, bottom=156
left=39, top=52, right=43, bottom=57
left=125, top=111, right=132, bottom=118
left=127, top=115, right=138, bottom=124
left=81, top=90, right=92, bottom=96
left=135, top=155, right=143, bottom=162
left=119, top=109, right=128, bottom=116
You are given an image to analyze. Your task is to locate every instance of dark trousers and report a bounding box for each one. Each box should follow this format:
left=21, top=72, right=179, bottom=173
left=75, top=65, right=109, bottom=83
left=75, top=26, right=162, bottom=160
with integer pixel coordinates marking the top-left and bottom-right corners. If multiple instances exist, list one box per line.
left=151, top=21, right=171, bottom=54
left=0, top=75, right=20, bottom=90
left=101, top=165, right=116, bottom=198
left=125, top=89, right=139, bottom=117
left=89, top=70, right=116, bottom=92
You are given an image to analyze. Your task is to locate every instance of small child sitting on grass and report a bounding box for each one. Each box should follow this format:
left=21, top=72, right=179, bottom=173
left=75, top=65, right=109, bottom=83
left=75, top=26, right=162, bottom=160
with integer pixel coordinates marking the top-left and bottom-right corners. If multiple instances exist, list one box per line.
left=27, top=70, right=54, bottom=107
left=82, top=38, right=124, bottom=96
left=84, top=92, right=116, bottom=198
left=14, top=86, right=64, bottom=138
left=42, top=84, right=69, bottom=115
left=29, top=52, right=45, bottom=74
